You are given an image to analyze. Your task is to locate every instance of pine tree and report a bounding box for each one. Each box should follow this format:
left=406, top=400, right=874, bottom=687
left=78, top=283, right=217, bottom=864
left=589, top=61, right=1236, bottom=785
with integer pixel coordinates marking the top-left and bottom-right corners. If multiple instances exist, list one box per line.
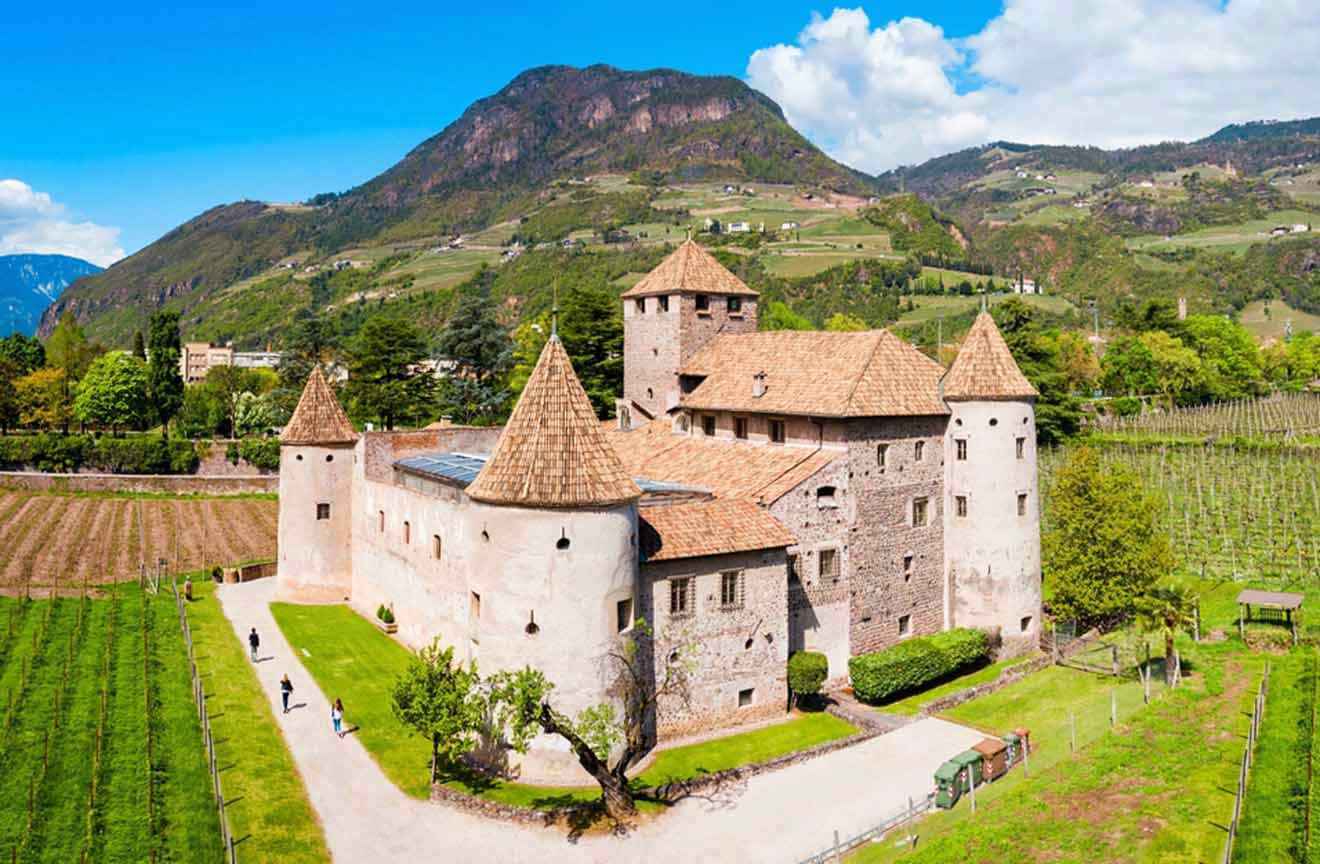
left=435, top=282, right=512, bottom=424
left=146, top=310, right=184, bottom=435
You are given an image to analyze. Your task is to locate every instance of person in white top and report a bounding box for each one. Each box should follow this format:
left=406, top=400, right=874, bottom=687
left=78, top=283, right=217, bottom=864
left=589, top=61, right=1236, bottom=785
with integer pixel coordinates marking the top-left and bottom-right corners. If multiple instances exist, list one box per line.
left=331, top=698, right=345, bottom=739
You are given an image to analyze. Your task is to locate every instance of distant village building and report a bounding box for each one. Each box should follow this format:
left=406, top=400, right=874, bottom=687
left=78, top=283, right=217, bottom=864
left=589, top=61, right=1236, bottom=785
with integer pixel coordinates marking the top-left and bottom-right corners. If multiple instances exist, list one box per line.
left=1293, top=224, right=1310, bottom=234
left=180, top=341, right=282, bottom=383
left=727, top=221, right=751, bottom=233
left=780, top=221, right=801, bottom=231
left=1012, top=278, right=1038, bottom=295
left=275, top=241, right=1043, bottom=784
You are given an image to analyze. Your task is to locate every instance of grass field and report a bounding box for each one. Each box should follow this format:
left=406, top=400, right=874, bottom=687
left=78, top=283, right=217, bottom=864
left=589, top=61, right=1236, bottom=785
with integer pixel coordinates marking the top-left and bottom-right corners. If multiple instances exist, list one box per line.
left=1239, top=298, right=1320, bottom=340
left=184, top=581, right=329, bottom=862
left=379, top=248, right=500, bottom=295
left=893, top=293, right=1076, bottom=327
left=269, top=601, right=856, bottom=810
left=0, top=586, right=220, bottom=863
left=1126, top=209, right=1319, bottom=255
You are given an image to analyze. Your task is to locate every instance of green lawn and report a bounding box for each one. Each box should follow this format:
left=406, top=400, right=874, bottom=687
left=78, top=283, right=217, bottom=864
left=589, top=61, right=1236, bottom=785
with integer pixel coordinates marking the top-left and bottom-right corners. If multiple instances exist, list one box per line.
left=871, top=654, right=1039, bottom=716
left=270, top=601, right=857, bottom=810
left=1126, top=209, right=1319, bottom=255
left=185, top=581, right=329, bottom=863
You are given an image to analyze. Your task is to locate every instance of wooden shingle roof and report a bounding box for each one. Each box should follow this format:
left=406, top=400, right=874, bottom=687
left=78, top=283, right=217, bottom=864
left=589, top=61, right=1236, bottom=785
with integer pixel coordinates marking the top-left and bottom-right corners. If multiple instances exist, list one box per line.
left=619, top=240, right=758, bottom=299
left=942, top=313, right=1038, bottom=401
left=466, top=337, right=641, bottom=508
left=605, top=420, right=837, bottom=505
left=640, top=499, right=795, bottom=562
left=678, top=330, right=948, bottom=418
left=280, top=366, right=358, bottom=445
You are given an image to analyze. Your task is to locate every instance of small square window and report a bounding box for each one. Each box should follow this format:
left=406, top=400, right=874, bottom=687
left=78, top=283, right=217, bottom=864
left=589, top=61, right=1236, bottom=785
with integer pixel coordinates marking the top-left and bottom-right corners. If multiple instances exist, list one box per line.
left=635, top=298, right=646, bottom=314
left=432, top=535, right=442, bottom=560
left=955, top=495, right=967, bottom=518
left=912, top=497, right=929, bottom=528
left=1020, top=615, right=1033, bottom=633
left=903, top=554, right=913, bottom=581
left=728, top=297, right=742, bottom=314
left=877, top=443, right=888, bottom=470
left=670, top=577, right=693, bottom=617
left=738, top=687, right=754, bottom=708
left=819, top=548, right=839, bottom=584
left=1016, top=437, right=1025, bottom=460
left=702, top=415, right=716, bottom=437
left=769, top=419, right=786, bottom=444
left=898, top=614, right=911, bottom=636
left=695, top=294, right=710, bottom=313
left=316, top=503, right=330, bottom=520
left=956, top=439, right=967, bottom=461
left=1018, top=493, right=1028, bottom=516
left=914, top=441, right=925, bottom=462
left=659, top=295, right=670, bottom=312
left=734, top=417, right=748, bottom=440
left=616, top=598, right=633, bottom=633
left=720, top=571, right=744, bottom=610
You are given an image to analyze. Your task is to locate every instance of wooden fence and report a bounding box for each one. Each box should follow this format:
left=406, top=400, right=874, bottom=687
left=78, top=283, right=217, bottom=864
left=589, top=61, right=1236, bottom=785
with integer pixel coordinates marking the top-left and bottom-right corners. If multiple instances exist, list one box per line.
left=1223, top=663, right=1270, bottom=864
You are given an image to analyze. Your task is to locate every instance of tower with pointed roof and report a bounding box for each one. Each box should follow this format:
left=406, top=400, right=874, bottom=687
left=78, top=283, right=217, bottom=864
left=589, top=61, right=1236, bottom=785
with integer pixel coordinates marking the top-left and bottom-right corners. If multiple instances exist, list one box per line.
left=941, top=313, right=1042, bottom=653
left=463, top=335, right=643, bottom=782
left=621, top=239, right=759, bottom=424
left=276, top=366, right=359, bottom=602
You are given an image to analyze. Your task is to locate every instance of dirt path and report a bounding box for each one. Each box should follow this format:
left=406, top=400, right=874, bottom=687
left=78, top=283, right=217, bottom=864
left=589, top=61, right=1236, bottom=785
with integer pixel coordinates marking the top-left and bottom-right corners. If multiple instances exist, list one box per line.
left=218, top=579, right=984, bottom=863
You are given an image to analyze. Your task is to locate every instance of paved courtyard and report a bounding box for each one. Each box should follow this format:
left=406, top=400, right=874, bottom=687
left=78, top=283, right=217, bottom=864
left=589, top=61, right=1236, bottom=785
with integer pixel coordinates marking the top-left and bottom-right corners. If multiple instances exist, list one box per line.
left=219, top=579, right=988, bottom=862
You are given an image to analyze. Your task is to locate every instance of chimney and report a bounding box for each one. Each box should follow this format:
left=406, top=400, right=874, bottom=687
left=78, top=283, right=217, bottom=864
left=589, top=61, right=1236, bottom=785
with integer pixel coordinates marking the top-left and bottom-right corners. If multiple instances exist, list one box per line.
left=752, top=371, right=767, bottom=399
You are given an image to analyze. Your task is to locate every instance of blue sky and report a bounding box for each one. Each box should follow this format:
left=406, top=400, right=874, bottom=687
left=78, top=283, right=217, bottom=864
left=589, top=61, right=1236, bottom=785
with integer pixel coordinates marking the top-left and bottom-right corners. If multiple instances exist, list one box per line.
left=6, top=1, right=1318, bottom=265
left=4, top=1, right=999, bottom=260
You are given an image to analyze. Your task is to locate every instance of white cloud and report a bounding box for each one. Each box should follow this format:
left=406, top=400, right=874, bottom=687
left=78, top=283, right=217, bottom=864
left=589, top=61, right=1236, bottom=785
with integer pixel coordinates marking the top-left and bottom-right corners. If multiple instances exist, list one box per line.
left=747, top=0, right=1320, bottom=173
left=0, top=179, right=123, bottom=267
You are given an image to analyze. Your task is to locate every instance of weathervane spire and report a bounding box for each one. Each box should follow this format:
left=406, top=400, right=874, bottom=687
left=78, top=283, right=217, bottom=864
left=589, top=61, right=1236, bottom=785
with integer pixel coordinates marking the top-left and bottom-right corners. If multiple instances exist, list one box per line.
left=551, top=281, right=559, bottom=339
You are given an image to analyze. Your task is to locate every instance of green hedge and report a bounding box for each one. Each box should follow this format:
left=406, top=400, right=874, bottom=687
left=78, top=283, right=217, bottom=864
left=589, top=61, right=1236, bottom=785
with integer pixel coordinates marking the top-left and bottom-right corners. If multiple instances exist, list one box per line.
left=0, top=434, right=199, bottom=474
left=235, top=438, right=280, bottom=472
left=848, top=628, right=989, bottom=704
left=788, top=651, right=829, bottom=699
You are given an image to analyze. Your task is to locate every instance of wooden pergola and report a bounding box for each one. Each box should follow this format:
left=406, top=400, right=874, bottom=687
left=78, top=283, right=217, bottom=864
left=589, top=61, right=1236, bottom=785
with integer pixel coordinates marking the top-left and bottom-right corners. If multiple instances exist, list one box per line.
left=1237, top=589, right=1303, bottom=645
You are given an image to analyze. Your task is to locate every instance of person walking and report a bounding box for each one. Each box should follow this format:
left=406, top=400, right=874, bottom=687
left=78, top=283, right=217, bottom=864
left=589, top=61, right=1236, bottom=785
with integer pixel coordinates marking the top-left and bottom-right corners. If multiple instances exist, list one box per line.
left=331, top=698, right=345, bottom=739
left=248, top=627, right=260, bottom=662
left=280, top=674, right=294, bottom=714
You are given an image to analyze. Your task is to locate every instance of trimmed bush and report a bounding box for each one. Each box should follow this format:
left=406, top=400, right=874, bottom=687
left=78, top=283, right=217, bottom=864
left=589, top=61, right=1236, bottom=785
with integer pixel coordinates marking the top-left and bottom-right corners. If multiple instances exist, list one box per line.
left=787, top=651, right=829, bottom=706
left=848, top=628, right=989, bottom=704
left=0, top=433, right=199, bottom=474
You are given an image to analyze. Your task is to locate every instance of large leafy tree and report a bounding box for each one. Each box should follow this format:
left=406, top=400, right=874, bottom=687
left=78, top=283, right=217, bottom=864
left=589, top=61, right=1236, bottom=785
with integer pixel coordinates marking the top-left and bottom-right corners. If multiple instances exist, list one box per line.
left=1179, top=314, right=1263, bottom=402
left=343, top=317, right=435, bottom=430
left=73, top=351, right=149, bottom=435
left=0, top=334, right=45, bottom=373
left=44, top=312, right=102, bottom=433
left=390, top=640, right=486, bottom=785
left=435, top=284, right=512, bottom=424
left=0, top=359, right=20, bottom=433
left=760, top=301, right=813, bottom=331
left=1044, top=446, right=1174, bottom=627
left=557, top=283, right=623, bottom=418
left=147, top=309, right=185, bottom=434
left=489, top=623, right=692, bottom=823
left=205, top=366, right=267, bottom=438
left=16, top=368, right=72, bottom=431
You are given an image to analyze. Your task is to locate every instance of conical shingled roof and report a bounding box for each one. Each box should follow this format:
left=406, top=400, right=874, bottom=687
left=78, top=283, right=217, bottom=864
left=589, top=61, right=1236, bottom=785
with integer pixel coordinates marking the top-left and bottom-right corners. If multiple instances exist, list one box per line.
left=619, top=239, right=757, bottom=299
left=466, top=337, right=641, bottom=508
left=942, top=312, right=1038, bottom=401
left=280, top=366, right=359, bottom=445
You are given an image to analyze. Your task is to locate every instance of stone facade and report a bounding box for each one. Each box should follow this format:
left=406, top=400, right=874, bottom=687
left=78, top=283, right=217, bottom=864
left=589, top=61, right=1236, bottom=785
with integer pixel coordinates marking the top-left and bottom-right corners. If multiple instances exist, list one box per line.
left=640, top=548, right=789, bottom=738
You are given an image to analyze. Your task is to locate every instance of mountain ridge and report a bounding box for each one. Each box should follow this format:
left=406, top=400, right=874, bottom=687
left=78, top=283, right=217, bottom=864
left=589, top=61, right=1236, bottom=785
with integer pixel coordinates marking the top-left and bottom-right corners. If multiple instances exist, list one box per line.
left=1, top=253, right=102, bottom=337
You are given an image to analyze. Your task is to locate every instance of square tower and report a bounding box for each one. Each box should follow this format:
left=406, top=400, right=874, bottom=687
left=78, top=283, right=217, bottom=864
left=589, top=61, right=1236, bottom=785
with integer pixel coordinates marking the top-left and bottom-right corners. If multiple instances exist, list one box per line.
left=621, top=240, right=758, bottom=421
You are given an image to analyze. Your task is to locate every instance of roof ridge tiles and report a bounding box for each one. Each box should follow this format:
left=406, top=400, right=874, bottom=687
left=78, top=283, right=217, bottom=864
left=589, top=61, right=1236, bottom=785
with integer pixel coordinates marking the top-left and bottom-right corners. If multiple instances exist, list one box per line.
left=280, top=366, right=358, bottom=445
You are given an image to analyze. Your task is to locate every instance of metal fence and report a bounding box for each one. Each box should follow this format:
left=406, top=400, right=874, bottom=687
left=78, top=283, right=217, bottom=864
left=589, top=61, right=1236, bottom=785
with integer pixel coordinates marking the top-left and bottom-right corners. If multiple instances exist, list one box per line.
left=170, top=580, right=240, bottom=864
left=1223, top=663, right=1271, bottom=864
left=796, top=795, right=935, bottom=864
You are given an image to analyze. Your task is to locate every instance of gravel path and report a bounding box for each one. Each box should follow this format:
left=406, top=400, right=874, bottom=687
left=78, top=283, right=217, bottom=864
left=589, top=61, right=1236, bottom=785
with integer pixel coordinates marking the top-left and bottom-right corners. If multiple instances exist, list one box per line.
left=218, top=579, right=987, bottom=863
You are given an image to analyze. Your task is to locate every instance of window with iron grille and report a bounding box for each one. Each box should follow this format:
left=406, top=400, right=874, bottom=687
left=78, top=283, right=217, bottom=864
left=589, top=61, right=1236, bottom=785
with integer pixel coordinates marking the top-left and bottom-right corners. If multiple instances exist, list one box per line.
left=819, top=548, right=839, bottom=584
left=670, top=577, right=694, bottom=616
left=956, top=439, right=967, bottom=461
left=720, top=571, right=744, bottom=610
left=955, top=495, right=967, bottom=517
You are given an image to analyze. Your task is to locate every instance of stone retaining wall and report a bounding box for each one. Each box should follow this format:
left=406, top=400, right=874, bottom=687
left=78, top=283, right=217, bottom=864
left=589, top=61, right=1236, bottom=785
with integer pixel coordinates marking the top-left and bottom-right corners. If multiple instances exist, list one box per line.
left=0, top=471, right=277, bottom=495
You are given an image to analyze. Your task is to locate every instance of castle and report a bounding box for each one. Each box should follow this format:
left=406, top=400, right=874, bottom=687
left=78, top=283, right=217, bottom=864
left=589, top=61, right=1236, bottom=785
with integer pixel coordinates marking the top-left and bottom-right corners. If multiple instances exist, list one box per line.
left=276, top=240, right=1042, bottom=783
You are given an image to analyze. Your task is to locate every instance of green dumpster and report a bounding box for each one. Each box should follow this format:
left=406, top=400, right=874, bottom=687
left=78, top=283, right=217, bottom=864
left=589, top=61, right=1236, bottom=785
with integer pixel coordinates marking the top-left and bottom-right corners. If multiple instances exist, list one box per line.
left=934, top=759, right=963, bottom=809
left=953, top=750, right=984, bottom=788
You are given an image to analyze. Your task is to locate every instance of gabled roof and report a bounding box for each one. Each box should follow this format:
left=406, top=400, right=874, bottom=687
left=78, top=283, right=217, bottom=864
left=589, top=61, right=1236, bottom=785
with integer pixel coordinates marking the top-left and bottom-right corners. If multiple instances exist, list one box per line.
left=604, top=420, right=837, bottom=505
left=942, top=313, right=1038, bottom=401
left=678, top=330, right=948, bottom=418
left=466, top=336, right=641, bottom=508
left=639, top=499, right=795, bottom=563
left=280, top=366, right=358, bottom=445
left=620, top=240, right=758, bottom=299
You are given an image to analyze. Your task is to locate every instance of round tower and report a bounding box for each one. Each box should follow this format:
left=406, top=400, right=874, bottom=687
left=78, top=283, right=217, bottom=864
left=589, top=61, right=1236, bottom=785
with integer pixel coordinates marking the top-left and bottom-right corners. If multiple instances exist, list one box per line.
left=276, top=366, right=358, bottom=602
left=464, top=335, right=642, bottom=784
left=941, top=313, right=1042, bottom=655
